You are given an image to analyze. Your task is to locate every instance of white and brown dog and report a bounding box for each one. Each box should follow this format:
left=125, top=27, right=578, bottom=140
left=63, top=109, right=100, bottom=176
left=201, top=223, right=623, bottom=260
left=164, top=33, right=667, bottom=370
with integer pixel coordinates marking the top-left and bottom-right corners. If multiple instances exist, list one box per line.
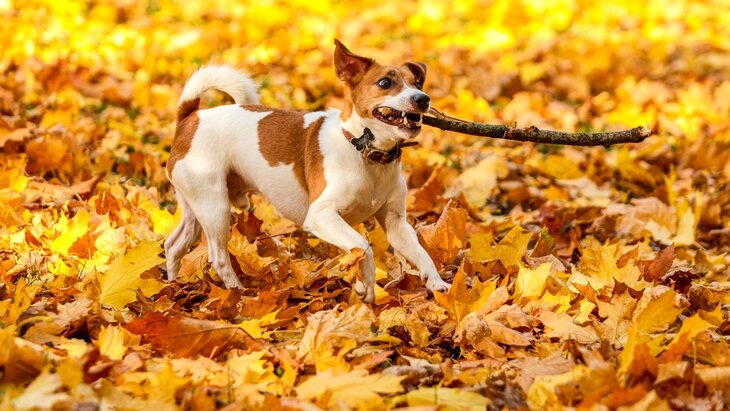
left=164, top=40, right=450, bottom=303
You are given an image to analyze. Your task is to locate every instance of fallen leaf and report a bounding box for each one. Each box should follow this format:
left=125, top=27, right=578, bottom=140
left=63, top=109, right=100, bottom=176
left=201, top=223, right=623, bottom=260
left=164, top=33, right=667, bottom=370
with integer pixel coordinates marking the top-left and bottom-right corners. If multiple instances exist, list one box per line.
left=11, top=370, right=70, bottom=411
left=416, top=200, right=468, bottom=267
left=296, top=369, right=404, bottom=409
left=98, top=242, right=166, bottom=309
left=392, top=386, right=490, bottom=410
left=125, top=312, right=253, bottom=357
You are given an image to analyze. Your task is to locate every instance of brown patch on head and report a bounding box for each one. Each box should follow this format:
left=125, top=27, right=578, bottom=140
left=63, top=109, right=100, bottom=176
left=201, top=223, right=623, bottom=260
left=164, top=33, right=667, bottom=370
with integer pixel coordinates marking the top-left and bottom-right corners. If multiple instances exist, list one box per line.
left=347, top=64, right=420, bottom=119
left=257, top=109, right=327, bottom=202
left=168, top=110, right=199, bottom=175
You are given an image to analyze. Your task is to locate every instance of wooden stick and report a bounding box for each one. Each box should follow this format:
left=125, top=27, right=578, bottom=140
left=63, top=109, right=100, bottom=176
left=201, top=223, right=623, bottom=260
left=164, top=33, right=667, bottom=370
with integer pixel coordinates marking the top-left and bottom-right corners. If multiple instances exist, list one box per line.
left=422, top=109, right=652, bottom=146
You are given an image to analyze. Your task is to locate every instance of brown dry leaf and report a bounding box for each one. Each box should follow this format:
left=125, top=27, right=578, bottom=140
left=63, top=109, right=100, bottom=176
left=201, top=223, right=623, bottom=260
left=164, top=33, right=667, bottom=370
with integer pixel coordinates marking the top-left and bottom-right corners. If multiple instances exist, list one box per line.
left=125, top=312, right=254, bottom=358
left=539, top=311, right=600, bottom=345
left=407, top=163, right=448, bottom=212
left=228, top=227, right=275, bottom=277
left=297, top=304, right=375, bottom=371
left=416, top=200, right=468, bottom=267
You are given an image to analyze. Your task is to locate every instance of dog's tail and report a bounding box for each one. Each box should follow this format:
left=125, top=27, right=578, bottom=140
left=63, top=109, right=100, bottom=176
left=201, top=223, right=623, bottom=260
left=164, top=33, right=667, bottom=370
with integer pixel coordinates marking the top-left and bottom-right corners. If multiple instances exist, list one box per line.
left=177, top=65, right=260, bottom=121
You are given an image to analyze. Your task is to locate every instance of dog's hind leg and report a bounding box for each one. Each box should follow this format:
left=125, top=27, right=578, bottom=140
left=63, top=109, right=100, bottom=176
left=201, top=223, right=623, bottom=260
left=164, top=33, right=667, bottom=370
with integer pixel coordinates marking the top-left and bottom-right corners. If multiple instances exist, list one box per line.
left=164, top=194, right=202, bottom=281
left=182, top=184, right=244, bottom=289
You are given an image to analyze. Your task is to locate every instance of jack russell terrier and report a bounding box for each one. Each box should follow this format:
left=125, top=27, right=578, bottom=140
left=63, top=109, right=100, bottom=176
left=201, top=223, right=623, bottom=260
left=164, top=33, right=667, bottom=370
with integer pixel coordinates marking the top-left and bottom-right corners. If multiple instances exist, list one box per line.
left=164, top=40, right=451, bottom=303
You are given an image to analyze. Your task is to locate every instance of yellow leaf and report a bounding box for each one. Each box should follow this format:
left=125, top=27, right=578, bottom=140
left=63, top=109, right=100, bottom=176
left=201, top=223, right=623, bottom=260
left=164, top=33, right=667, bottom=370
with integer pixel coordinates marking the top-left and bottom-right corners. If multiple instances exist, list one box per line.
left=515, top=263, right=551, bottom=301
left=150, top=207, right=181, bottom=236
left=297, top=304, right=375, bottom=372
left=619, top=288, right=682, bottom=374
left=539, top=311, right=600, bottom=344
left=50, top=208, right=92, bottom=256
left=526, top=153, right=583, bottom=180
left=296, top=369, right=404, bottom=409
left=577, top=237, right=648, bottom=293
left=673, top=199, right=696, bottom=246
left=98, top=242, right=165, bottom=309
left=470, top=225, right=532, bottom=268
left=57, top=339, right=88, bottom=359
left=451, top=154, right=508, bottom=209
left=667, top=314, right=714, bottom=350
left=228, top=227, right=275, bottom=277
left=434, top=262, right=474, bottom=323
left=393, top=387, right=490, bottom=410
left=238, top=309, right=279, bottom=339
left=527, top=365, right=590, bottom=410
left=379, top=307, right=407, bottom=330
left=97, top=325, right=127, bottom=360
left=12, top=370, right=70, bottom=411
left=632, top=288, right=681, bottom=334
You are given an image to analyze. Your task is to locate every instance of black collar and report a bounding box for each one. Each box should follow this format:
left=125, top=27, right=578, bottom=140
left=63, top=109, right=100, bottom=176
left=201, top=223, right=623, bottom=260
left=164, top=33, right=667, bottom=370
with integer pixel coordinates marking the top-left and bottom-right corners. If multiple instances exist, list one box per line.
left=342, top=127, right=419, bottom=165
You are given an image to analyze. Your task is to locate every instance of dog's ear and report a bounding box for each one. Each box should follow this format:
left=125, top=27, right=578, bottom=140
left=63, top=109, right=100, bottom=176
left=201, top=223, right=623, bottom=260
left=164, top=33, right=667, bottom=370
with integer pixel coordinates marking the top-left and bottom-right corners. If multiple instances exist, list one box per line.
left=404, top=62, right=427, bottom=89
left=334, top=39, right=374, bottom=86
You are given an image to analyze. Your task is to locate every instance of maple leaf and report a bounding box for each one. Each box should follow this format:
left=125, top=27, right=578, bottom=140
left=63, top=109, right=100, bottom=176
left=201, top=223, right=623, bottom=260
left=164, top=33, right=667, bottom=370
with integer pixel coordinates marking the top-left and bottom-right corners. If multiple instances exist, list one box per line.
left=416, top=200, right=468, bottom=267
left=297, top=304, right=375, bottom=372
left=514, top=262, right=552, bottom=301
left=539, top=311, right=600, bottom=345
left=125, top=312, right=254, bottom=358
left=391, top=387, right=490, bottom=410
left=575, top=237, right=648, bottom=294
left=228, top=226, right=276, bottom=277
left=97, top=241, right=167, bottom=309
left=11, top=370, right=70, bottom=411
left=619, top=287, right=682, bottom=375
left=296, top=368, right=405, bottom=409
left=470, top=225, right=533, bottom=269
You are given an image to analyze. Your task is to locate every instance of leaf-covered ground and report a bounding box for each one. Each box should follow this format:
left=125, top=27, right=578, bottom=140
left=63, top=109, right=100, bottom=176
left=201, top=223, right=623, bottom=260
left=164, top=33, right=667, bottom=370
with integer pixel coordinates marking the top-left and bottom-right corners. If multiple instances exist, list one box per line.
left=1, top=0, right=729, bottom=409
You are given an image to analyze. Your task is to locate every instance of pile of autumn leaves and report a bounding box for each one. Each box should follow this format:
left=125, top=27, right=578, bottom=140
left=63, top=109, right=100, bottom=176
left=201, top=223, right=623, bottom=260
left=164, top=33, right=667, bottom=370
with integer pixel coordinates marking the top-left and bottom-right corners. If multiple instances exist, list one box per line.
left=2, top=0, right=730, bottom=410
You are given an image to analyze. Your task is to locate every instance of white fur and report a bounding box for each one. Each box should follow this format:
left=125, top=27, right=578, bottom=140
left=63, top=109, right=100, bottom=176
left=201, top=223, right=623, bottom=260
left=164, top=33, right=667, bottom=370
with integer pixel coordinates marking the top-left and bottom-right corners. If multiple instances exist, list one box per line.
left=179, top=65, right=260, bottom=106
left=166, top=64, right=450, bottom=301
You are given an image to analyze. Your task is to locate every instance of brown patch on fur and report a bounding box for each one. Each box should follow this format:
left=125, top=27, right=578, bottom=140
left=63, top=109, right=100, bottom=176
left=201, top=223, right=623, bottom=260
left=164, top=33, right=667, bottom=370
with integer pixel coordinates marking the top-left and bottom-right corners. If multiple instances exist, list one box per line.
left=226, top=170, right=248, bottom=208
left=168, top=109, right=199, bottom=174
left=257, top=109, right=327, bottom=202
left=177, top=98, right=200, bottom=122
left=303, top=117, right=326, bottom=202
left=241, top=104, right=273, bottom=113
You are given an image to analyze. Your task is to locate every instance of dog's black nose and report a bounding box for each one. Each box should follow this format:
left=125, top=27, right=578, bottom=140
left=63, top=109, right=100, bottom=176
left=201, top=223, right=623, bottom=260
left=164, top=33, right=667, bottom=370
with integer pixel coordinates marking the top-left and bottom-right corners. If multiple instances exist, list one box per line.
left=412, top=93, right=430, bottom=111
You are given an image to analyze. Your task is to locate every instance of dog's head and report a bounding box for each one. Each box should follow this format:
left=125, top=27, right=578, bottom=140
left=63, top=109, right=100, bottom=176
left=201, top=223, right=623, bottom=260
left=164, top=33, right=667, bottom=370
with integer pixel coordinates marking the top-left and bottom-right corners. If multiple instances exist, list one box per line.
left=334, top=39, right=429, bottom=150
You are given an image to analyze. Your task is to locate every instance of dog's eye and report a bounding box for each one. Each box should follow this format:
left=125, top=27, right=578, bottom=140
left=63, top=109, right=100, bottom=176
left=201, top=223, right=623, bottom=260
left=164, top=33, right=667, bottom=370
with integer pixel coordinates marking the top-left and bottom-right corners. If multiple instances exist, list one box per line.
left=415, top=81, right=423, bottom=90
left=377, top=78, right=391, bottom=89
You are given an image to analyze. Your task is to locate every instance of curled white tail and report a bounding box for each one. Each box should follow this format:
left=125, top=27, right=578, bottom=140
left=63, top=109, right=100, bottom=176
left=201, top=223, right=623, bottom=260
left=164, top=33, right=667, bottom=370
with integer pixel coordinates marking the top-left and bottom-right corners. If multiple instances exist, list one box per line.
left=177, top=65, right=260, bottom=120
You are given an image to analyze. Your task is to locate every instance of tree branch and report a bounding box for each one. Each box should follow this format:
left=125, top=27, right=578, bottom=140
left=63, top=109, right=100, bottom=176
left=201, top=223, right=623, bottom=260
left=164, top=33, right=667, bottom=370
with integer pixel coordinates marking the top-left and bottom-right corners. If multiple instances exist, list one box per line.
left=422, top=109, right=652, bottom=146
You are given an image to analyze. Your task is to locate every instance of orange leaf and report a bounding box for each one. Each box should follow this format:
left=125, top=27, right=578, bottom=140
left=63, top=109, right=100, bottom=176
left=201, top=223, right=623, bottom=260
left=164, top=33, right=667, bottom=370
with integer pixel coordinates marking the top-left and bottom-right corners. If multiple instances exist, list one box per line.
left=416, top=200, right=467, bottom=267
left=125, top=312, right=254, bottom=358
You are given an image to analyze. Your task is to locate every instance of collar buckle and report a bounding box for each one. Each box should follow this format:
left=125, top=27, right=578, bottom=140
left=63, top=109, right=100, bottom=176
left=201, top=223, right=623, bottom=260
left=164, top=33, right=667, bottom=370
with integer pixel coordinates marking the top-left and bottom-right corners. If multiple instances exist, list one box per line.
left=342, top=127, right=418, bottom=165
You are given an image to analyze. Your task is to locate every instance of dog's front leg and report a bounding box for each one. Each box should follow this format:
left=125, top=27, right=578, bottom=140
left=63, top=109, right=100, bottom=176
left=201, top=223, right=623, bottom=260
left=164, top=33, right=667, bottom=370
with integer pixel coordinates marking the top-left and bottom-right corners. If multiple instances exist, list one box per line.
left=303, top=203, right=375, bottom=303
left=378, top=182, right=451, bottom=293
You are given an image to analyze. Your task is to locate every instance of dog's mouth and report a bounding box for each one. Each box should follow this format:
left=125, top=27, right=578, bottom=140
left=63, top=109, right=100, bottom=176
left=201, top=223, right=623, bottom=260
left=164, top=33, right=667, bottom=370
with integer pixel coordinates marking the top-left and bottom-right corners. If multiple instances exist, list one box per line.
left=373, top=107, right=423, bottom=130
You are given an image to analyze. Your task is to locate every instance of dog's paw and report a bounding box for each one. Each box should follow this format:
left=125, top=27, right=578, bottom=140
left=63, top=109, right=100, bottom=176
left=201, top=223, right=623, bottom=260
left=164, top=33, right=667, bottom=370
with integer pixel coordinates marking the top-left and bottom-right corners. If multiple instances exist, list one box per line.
left=354, top=280, right=375, bottom=304
left=223, top=277, right=245, bottom=289
left=425, top=277, right=451, bottom=293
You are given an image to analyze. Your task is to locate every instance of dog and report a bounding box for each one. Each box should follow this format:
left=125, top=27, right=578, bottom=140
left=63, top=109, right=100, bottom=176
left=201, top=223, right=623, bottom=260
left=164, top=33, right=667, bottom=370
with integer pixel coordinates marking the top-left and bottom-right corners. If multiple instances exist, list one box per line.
left=164, top=40, right=451, bottom=303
